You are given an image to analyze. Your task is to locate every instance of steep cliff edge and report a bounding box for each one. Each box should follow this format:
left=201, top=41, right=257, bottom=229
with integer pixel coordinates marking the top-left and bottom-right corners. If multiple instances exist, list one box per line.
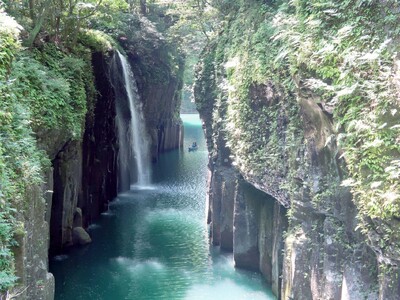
left=48, top=17, right=185, bottom=253
left=49, top=50, right=119, bottom=254
left=117, top=15, right=185, bottom=161
left=0, top=9, right=184, bottom=298
left=195, top=1, right=400, bottom=299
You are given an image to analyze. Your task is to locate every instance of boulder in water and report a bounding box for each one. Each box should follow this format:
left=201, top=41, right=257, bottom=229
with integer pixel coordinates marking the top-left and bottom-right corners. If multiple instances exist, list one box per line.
left=72, top=227, right=92, bottom=245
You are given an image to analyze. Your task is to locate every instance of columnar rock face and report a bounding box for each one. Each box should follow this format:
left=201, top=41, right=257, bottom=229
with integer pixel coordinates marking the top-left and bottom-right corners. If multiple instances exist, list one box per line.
left=50, top=140, right=83, bottom=252
left=199, top=93, right=381, bottom=299
left=233, top=180, right=262, bottom=272
left=197, top=74, right=385, bottom=299
left=233, top=180, right=289, bottom=298
left=195, top=43, right=383, bottom=300
left=205, top=144, right=288, bottom=299
left=201, top=74, right=289, bottom=297
left=49, top=51, right=118, bottom=255
left=128, top=52, right=184, bottom=161
left=80, top=52, right=119, bottom=227
left=114, top=14, right=184, bottom=161
left=48, top=41, right=184, bottom=254
left=13, top=180, right=55, bottom=300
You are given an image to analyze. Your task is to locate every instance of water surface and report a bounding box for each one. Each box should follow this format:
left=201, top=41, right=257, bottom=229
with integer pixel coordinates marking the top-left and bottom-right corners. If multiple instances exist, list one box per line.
left=50, top=114, right=276, bottom=300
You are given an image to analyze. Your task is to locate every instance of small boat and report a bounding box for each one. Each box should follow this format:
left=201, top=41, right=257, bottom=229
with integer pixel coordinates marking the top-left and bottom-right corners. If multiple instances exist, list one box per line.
left=188, top=142, right=198, bottom=152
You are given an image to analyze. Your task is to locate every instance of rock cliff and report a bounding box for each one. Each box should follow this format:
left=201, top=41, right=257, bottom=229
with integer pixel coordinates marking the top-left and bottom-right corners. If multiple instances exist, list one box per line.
left=196, top=48, right=380, bottom=300
left=49, top=44, right=184, bottom=254
left=5, top=27, right=183, bottom=300
left=118, top=15, right=184, bottom=161
left=1, top=5, right=184, bottom=299
left=195, top=1, right=400, bottom=299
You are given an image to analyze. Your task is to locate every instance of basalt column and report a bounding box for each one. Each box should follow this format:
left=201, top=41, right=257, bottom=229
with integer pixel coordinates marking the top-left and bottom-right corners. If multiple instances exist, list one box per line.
left=233, top=179, right=288, bottom=297
left=80, top=51, right=118, bottom=225
left=49, top=51, right=118, bottom=254
left=206, top=164, right=288, bottom=298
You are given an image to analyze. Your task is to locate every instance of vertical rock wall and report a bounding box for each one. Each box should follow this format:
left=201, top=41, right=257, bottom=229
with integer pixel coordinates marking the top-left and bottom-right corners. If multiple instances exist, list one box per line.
left=49, top=51, right=118, bottom=254
left=12, top=179, right=55, bottom=300
left=127, top=41, right=184, bottom=161
left=49, top=47, right=184, bottom=254
left=50, top=140, right=83, bottom=252
left=195, top=43, right=382, bottom=300
left=197, top=83, right=381, bottom=299
left=207, top=160, right=288, bottom=299
left=10, top=16, right=184, bottom=299
left=80, top=52, right=118, bottom=226
left=133, top=62, right=184, bottom=161
left=202, top=85, right=289, bottom=298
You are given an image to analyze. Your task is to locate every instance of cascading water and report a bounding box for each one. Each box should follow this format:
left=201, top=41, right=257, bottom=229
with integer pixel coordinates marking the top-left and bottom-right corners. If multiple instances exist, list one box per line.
left=111, top=51, right=151, bottom=190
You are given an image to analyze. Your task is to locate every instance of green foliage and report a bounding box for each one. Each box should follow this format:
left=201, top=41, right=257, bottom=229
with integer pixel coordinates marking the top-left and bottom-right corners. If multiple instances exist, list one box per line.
left=0, top=10, right=46, bottom=292
left=10, top=44, right=90, bottom=138
left=196, top=0, right=400, bottom=259
left=0, top=10, right=21, bottom=292
left=0, top=8, right=96, bottom=293
left=144, top=0, right=222, bottom=113
left=78, top=29, right=115, bottom=52
left=4, top=0, right=131, bottom=47
left=161, top=0, right=219, bottom=50
left=113, top=13, right=184, bottom=84
left=0, top=10, right=20, bottom=78
left=272, top=0, right=400, bottom=237
left=196, top=0, right=301, bottom=183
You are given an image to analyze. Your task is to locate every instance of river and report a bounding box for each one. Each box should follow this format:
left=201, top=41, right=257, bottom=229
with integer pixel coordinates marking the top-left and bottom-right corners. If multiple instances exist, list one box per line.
left=50, top=114, right=276, bottom=300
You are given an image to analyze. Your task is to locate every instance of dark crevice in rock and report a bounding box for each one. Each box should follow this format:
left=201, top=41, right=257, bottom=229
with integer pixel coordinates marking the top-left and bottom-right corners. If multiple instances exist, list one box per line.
left=79, top=51, right=118, bottom=227
left=49, top=139, right=82, bottom=255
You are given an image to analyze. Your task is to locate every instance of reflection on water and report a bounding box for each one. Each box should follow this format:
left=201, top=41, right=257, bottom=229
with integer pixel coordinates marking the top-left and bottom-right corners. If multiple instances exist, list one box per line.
left=50, top=114, right=276, bottom=300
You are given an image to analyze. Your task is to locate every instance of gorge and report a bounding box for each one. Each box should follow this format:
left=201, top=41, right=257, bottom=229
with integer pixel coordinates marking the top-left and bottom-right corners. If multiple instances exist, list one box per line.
left=1, top=1, right=400, bottom=300
left=50, top=114, right=276, bottom=299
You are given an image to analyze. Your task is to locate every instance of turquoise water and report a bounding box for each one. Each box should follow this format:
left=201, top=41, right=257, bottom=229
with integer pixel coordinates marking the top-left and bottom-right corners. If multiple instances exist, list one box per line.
left=50, top=114, right=276, bottom=300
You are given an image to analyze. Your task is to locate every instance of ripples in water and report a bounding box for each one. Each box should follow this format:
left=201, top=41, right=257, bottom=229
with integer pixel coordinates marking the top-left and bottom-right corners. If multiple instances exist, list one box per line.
left=50, top=114, right=275, bottom=300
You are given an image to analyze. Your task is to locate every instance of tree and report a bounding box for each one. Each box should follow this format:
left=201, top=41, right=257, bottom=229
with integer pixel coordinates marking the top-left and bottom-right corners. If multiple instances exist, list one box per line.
left=4, top=0, right=127, bottom=47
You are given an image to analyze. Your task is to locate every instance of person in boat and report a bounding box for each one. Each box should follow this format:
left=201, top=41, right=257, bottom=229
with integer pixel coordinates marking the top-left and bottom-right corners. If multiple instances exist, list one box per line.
left=192, top=141, right=197, bottom=148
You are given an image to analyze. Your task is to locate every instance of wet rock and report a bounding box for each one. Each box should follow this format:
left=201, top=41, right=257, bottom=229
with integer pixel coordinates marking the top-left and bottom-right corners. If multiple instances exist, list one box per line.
left=72, top=227, right=92, bottom=245
left=195, top=47, right=381, bottom=299
left=50, top=140, right=82, bottom=252
left=73, top=207, right=83, bottom=228
left=220, top=172, right=235, bottom=251
left=233, top=180, right=260, bottom=271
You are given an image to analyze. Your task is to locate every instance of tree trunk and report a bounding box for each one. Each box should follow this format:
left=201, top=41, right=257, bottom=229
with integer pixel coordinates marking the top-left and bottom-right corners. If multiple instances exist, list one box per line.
left=140, top=0, right=146, bottom=15
left=29, top=0, right=35, bottom=20
left=24, top=0, right=52, bottom=47
left=24, top=15, right=45, bottom=47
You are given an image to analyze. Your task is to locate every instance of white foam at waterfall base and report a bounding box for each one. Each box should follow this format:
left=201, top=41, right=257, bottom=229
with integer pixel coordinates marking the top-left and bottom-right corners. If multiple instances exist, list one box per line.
left=114, top=51, right=152, bottom=189
left=130, top=183, right=156, bottom=191
left=53, top=255, right=69, bottom=262
left=100, top=210, right=115, bottom=217
left=87, top=223, right=101, bottom=231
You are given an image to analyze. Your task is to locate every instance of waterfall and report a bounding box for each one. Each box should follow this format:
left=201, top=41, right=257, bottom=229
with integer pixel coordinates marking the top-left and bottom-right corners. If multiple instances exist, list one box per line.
left=111, top=51, right=151, bottom=190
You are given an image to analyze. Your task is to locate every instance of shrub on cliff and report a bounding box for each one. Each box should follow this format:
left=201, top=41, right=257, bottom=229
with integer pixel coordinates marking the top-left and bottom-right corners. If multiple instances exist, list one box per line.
left=0, top=5, right=98, bottom=293
left=10, top=44, right=92, bottom=138
left=0, top=10, right=43, bottom=292
left=195, top=0, right=400, bottom=265
left=271, top=0, right=400, bottom=259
